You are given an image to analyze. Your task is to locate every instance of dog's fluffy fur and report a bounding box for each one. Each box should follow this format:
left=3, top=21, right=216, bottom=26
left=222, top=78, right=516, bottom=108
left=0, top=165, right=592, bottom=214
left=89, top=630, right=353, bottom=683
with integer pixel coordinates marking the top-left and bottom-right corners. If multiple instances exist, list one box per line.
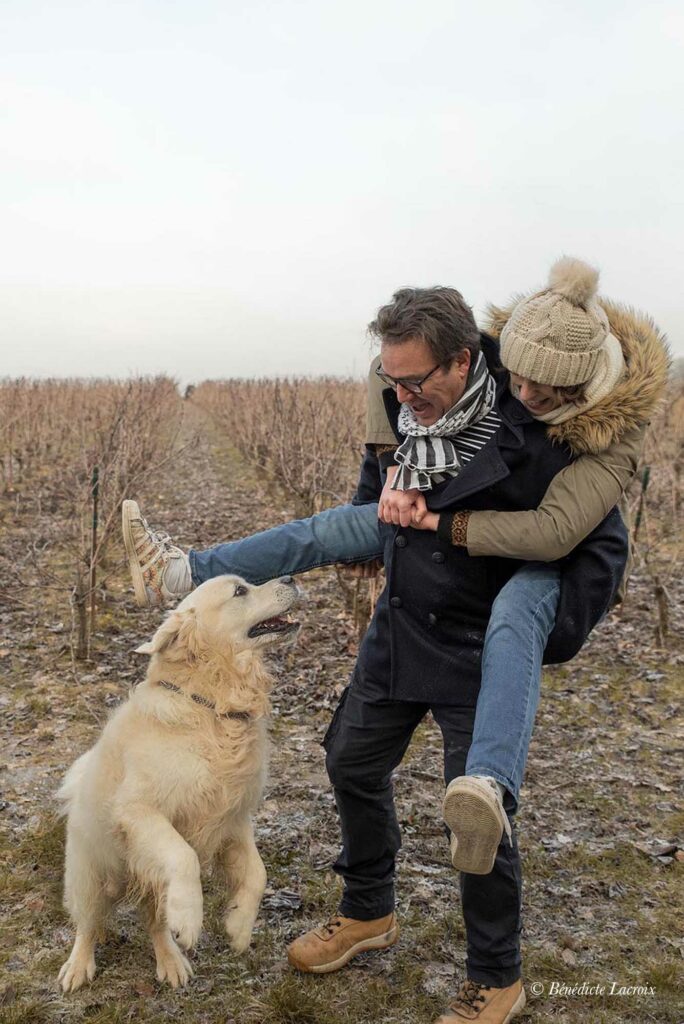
left=57, top=574, right=300, bottom=992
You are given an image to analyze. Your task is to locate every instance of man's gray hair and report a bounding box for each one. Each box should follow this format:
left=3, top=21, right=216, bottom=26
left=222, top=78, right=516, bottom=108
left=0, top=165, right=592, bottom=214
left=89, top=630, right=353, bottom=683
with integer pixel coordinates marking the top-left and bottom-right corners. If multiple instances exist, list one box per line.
left=368, top=287, right=480, bottom=365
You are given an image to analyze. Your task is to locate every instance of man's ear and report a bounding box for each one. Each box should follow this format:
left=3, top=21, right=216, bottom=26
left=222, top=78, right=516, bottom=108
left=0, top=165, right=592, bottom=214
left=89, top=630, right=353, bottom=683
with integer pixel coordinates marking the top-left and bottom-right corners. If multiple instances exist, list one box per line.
left=456, top=348, right=472, bottom=377
left=134, top=609, right=199, bottom=661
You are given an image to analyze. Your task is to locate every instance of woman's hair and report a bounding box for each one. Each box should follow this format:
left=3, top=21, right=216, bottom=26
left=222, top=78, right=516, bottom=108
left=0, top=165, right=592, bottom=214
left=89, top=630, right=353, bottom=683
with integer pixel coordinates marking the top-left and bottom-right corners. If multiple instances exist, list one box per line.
left=368, top=286, right=480, bottom=365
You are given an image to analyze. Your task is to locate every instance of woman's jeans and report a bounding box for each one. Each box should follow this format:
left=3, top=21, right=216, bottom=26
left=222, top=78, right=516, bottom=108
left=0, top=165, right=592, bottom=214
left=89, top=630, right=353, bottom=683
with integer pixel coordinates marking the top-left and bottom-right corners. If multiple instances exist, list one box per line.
left=467, top=561, right=559, bottom=809
left=189, top=503, right=560, bottom=808
left=190, top=502, right=383, bottom=585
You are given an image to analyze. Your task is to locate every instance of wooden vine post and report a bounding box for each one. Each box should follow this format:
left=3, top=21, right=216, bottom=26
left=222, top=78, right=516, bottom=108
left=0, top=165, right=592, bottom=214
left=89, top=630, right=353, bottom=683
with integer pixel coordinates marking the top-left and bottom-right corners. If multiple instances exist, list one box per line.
left=87, top=465, right=99, bottom=658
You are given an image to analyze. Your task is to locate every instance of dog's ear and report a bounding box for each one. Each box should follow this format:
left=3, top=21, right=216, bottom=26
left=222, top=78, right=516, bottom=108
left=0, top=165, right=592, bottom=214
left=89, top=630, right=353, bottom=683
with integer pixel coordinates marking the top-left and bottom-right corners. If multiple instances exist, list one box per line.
left=135, top=609, right=199, bottom=662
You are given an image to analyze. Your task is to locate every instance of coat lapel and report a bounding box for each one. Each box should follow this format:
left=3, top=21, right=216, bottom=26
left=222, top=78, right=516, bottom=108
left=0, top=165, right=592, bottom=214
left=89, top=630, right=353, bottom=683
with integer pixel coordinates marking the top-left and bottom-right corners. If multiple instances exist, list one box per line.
left=426, top=443, right=510, bottom=509
left=382, top=381, right=532, bottom=511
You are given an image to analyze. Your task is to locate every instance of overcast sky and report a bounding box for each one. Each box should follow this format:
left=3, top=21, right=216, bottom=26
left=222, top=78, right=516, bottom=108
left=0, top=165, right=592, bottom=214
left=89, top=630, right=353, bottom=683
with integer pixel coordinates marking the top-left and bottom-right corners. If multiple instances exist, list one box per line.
left=2, top=0, right=682, bottom=382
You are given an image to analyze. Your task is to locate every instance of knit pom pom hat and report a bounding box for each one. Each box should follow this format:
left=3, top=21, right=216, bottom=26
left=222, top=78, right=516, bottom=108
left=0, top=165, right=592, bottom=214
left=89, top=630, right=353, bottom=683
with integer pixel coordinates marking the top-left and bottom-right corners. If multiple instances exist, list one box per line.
left=500, top=257, right=614, bottom=386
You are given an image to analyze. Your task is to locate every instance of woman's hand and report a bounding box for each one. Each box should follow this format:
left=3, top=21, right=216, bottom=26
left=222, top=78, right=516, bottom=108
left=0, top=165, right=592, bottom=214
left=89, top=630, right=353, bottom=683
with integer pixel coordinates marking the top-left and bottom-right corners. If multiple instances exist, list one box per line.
left=410, top=509, right=439, bottom=531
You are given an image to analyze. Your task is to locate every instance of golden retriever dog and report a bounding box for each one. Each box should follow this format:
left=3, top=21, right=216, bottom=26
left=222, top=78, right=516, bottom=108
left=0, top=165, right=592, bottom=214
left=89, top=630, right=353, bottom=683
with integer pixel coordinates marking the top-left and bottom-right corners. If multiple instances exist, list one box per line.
left=57, top=573, right=300, bottom=992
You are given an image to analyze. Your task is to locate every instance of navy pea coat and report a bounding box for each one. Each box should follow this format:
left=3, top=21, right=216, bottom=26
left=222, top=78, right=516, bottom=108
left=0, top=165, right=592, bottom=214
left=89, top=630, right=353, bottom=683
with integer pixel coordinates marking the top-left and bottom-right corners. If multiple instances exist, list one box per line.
left=352, top=338, right=628, bottom=705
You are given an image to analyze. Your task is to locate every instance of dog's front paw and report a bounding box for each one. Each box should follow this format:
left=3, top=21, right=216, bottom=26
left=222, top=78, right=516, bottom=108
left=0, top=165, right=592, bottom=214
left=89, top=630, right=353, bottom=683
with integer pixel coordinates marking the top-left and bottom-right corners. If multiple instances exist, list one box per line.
left=166, top=880, right=203, bottom=950
left=155, top=938, right=194, bottom=988
left=224, top=905, right=255, bottom=953
left=58, top=952, right=96, bottom=993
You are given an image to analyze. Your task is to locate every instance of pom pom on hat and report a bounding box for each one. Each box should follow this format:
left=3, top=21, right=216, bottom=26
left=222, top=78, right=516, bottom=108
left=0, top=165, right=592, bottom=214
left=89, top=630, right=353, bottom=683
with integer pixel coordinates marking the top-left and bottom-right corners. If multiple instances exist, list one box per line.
left=547, top=257, right=599, bottom=307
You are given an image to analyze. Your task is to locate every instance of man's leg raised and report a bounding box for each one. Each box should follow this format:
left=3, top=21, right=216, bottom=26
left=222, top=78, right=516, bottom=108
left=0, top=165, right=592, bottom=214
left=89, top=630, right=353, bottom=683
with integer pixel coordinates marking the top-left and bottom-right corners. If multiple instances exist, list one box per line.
left=122, top=499, right=383, bottom=608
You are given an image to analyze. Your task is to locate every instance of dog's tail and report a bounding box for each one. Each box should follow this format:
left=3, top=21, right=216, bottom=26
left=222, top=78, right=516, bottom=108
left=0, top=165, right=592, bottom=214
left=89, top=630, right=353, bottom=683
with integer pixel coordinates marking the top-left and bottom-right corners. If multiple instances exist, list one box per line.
left=56, top=751, right=93, bottom=817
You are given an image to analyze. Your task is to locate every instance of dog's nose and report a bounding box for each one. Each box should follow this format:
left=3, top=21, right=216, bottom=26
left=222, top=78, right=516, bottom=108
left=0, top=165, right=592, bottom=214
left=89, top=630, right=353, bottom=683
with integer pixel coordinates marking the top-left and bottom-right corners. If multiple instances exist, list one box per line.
left=278, top=576, right=295, bottom=586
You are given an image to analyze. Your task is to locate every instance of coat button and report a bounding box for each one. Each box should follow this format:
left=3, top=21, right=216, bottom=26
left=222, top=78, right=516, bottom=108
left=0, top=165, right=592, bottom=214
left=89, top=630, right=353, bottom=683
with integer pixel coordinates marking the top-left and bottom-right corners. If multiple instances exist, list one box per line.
left=428, top=613, right=438, bottom=626
left=431, top=551, right=445, bottom=563
left=395, top=535, right=407, bottom=548
left=390, top=596, right=403, bottom=608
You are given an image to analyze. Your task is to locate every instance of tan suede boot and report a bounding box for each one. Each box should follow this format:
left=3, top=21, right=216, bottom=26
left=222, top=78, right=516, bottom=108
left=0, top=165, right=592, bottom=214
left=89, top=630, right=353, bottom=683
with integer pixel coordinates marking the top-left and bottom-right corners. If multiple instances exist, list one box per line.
left=435, top=978, right=526, bottom=1023
left=287, top=912, right=399, bottom=973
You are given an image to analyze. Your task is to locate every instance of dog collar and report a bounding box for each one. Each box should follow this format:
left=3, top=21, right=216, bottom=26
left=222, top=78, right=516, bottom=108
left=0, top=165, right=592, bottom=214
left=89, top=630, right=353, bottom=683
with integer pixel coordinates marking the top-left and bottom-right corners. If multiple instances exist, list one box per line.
left=157, top=680, right=252, bottom=722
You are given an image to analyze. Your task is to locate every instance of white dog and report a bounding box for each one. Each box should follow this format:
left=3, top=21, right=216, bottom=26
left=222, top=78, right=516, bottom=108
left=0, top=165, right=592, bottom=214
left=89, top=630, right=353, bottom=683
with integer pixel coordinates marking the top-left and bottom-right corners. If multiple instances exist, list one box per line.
left=57, top=573, right=300, bottom=992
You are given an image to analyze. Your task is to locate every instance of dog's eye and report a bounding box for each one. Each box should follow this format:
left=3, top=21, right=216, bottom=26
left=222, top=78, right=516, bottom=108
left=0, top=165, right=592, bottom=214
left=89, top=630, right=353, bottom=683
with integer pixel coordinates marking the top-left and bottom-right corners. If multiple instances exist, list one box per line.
left=234, top=585, right=248, bottom=597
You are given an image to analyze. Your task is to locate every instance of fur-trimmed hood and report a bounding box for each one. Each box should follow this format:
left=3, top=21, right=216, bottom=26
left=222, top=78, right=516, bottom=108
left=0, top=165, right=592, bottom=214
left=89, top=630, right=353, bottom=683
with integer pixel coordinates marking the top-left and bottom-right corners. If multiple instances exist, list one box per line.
left=484, top=297, right=670, bottom=455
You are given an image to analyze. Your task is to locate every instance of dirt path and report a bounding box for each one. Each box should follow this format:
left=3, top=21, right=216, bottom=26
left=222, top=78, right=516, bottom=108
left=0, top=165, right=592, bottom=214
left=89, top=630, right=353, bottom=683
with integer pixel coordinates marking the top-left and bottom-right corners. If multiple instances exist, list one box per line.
left=1, top=403, right=682, bottom=1024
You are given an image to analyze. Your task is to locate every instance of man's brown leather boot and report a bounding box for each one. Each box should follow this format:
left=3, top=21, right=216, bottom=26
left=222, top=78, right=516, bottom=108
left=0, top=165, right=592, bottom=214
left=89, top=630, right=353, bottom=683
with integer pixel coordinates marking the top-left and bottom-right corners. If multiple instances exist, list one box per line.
left=435, top=978, right=526, bottom=1023
left=287, top=912, right=399, bottom=973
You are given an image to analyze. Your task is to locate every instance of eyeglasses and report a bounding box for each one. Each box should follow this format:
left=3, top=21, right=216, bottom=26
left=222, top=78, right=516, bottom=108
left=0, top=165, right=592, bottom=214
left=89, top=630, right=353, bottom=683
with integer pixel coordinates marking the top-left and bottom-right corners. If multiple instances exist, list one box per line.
left=375, top=363, right=441, bottom=395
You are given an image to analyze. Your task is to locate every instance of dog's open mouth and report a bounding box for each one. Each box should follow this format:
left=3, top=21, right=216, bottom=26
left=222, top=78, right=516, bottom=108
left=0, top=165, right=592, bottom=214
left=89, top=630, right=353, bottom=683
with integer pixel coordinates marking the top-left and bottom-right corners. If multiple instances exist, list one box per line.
left=248, top=614, right=300, bottom=639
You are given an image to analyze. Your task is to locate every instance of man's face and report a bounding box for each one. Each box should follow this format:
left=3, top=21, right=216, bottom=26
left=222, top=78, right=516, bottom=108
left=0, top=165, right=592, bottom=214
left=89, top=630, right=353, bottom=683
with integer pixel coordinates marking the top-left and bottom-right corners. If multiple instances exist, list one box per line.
left=508, top=373, right=563, bottom=416
left=380, top=336, right=471, bottom=426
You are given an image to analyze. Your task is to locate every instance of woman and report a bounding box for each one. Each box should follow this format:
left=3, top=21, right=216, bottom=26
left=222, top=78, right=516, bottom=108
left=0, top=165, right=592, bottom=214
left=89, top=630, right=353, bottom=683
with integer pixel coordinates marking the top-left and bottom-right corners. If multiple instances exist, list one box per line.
left=123, top=257, right=668, bottom=876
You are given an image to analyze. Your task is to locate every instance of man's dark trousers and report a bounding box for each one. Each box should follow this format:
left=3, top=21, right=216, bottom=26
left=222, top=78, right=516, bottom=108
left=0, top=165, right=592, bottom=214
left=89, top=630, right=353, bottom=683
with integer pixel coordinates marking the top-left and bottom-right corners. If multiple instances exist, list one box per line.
left=323, top=671, right=522, bottom=988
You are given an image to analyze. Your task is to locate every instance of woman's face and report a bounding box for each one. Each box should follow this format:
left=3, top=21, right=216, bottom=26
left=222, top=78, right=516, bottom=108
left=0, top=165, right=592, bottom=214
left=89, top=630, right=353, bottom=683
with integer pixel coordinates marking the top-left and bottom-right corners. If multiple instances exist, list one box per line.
left=509, top=372, right=563, bottom=416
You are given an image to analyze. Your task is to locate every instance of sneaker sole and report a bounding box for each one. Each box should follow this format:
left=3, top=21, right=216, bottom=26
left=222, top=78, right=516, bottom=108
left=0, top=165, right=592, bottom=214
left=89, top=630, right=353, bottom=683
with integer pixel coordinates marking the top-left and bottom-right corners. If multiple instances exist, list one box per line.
left=121, top=500, right=151, bottom=608
left=287, top=923, right=399, bottom=974
left=443, top=779, right=504, bottom=875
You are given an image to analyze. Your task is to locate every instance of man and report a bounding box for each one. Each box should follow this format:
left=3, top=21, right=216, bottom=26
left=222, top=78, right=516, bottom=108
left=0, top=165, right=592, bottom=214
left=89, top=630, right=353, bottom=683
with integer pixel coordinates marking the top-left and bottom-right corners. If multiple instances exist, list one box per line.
left=124, top=284, right=629, bottom=1023
left=283, top=286, right=627, bottom=1023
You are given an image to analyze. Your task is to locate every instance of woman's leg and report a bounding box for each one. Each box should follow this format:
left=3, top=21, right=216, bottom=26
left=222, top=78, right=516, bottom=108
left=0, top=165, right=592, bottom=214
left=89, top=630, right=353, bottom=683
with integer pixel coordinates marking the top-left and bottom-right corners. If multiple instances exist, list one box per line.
left=466, top=562, right=561, bottom=806
left=123, top=499, right=383, bottom=607
left=189, top=501, right=383, bottom=586
left=443, top=563, right=560, bottom=874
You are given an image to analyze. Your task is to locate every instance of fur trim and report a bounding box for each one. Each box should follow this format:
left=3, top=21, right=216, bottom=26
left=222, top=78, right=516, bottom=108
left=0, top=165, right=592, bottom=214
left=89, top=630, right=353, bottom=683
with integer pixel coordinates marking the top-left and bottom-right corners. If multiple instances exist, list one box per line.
left=547, top=257, right=599, bottom=306
left=484, top=298, right=670, bottom=455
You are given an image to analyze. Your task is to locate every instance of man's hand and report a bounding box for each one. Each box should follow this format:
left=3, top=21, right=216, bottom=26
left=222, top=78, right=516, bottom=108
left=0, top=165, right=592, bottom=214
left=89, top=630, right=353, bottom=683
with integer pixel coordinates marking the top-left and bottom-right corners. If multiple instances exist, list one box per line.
left=337, top=559, right=383, bottom=579
left=378, top=467, right=428, bottom=527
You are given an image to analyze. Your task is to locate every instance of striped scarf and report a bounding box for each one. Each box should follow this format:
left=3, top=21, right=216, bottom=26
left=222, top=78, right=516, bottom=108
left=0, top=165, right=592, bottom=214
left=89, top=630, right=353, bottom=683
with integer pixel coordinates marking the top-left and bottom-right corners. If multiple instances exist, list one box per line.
left=392, top=352, right=497, bottom=491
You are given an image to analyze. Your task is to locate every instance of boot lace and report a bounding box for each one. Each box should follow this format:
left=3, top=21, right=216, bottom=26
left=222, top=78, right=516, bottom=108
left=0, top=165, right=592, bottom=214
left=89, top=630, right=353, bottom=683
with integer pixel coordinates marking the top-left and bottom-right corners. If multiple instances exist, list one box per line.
left=321, top=916, right=344, bottom=937
left=451, top=979, right=491, bottom=1012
